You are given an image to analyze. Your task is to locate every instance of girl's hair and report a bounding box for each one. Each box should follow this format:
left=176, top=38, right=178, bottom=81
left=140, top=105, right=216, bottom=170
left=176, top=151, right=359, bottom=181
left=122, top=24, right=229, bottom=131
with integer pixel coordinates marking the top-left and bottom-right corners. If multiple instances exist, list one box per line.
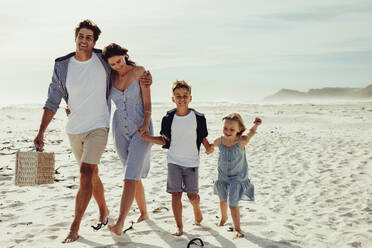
left=222, top=113, right=246, bottom=136
left=102, top=43, right=136, bottom=66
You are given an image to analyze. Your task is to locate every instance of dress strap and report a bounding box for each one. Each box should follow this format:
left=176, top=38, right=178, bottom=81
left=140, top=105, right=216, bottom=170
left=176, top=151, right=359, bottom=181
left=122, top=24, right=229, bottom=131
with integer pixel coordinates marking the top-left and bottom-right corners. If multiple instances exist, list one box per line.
left=219, top=136, right=223, bottom=149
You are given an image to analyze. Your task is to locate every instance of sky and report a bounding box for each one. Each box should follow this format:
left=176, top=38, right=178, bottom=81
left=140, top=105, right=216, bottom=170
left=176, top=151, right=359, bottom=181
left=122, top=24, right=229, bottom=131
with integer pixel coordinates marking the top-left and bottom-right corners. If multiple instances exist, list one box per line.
left=1, top=0, right=371, bottom=107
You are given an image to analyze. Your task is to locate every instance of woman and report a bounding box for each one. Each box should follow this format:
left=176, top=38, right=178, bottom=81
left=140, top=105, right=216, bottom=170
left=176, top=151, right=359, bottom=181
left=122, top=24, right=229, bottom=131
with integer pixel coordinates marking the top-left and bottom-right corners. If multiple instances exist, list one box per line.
left=102, top=43, right=153, bottom=235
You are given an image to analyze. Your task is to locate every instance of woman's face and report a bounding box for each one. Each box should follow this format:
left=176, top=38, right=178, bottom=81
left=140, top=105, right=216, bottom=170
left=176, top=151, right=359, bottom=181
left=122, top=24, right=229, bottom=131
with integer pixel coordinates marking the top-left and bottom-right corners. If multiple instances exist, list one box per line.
left=107, top=55, right=126, bottom=72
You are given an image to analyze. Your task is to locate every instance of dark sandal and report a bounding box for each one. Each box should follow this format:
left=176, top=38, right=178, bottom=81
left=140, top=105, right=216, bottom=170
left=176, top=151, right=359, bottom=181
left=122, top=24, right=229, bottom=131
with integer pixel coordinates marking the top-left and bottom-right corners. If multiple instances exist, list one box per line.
left=91, top=218, right=108, bottom=231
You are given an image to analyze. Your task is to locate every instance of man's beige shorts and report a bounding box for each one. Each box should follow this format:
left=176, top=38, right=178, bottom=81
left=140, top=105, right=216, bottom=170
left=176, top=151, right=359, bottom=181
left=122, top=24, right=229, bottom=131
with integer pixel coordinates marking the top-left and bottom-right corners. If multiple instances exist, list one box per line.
left=67, top=127, right=109, bottom=165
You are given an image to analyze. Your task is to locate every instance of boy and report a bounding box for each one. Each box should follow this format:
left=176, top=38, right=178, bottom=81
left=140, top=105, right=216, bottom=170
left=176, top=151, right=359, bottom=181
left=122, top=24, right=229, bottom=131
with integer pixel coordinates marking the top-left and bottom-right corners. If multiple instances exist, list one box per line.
left=141, top=80, right=213, bottom=236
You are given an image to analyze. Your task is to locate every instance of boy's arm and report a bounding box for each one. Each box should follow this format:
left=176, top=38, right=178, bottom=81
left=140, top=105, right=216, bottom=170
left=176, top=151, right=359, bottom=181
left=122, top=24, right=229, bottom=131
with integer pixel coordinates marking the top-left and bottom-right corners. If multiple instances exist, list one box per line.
left=141, top=134, right=166, bottom=146
left=202, top=137, right=214, bottom=154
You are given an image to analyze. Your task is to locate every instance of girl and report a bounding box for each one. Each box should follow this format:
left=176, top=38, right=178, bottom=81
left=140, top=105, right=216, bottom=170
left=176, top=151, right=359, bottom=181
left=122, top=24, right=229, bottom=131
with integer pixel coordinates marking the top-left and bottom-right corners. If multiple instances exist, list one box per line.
left=212, top=113, right=261, bottom=238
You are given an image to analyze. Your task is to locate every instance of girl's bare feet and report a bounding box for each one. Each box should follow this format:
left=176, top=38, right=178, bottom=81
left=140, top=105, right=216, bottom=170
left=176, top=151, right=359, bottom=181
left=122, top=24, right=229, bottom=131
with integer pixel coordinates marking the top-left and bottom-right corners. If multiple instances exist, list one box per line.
left=108, top=222, right=124, bottom=236
left=62, top=231, right=79, bottom=243
left=172, top=227, right=183, bottom=236
left=234, top=229, right=244, bottom=238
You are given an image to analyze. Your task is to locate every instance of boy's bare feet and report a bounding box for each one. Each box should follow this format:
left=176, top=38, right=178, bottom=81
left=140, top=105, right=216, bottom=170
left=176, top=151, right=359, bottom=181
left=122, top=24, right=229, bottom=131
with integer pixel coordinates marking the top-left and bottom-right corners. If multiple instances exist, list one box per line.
left=234, top=229, right=244, bottom=238
left=218, top=217, right=227, bottom=226
left=137, top=213, right=149, bottom=223
left=172, top=227, right=183, bottom=236
left=194, top=209, right=203, bottom=225
left=108, top=222, right=124, bottom=236
left=62, top=231, right=79, bottom=243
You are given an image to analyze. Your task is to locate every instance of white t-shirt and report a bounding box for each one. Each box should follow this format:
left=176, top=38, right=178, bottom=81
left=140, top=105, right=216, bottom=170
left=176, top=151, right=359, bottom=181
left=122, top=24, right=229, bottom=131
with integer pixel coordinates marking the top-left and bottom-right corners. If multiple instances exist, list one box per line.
left=65, top=53, right=110, bottom=134
left=167, top=111, right=200, bottom=167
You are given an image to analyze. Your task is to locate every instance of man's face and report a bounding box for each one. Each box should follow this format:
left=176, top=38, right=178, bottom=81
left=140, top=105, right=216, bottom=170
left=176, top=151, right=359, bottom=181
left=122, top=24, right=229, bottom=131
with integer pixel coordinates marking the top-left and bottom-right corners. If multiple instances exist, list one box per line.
left=172, top=88, right=192, bottom=108
left=75, top=28, right=95, bottom=52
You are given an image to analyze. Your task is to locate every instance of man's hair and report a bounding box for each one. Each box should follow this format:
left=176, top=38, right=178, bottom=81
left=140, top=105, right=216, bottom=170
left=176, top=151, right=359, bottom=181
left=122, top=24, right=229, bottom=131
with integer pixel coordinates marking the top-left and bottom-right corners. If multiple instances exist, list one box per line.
left=102, top=43, right=135, bottom=66
left=75, top=19, right=101, bottom=41
left=172, top=80, right=191, bottom=94
left=222, top=113, right=247, bottom=136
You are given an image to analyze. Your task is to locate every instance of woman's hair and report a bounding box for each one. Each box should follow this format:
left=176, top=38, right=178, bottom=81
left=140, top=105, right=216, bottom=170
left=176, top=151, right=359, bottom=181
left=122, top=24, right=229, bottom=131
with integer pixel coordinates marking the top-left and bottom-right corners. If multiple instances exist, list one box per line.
left=102, top=43, right=136, bottom=66
left=222, top=113, right=246, bottom=136
left=74, top=19, right=101, bottom=42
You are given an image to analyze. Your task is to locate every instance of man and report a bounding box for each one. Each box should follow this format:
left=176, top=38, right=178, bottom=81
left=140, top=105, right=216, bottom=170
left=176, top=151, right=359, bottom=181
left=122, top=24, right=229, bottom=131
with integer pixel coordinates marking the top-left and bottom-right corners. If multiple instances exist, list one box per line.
left=33, top=20, right=151, bottom=243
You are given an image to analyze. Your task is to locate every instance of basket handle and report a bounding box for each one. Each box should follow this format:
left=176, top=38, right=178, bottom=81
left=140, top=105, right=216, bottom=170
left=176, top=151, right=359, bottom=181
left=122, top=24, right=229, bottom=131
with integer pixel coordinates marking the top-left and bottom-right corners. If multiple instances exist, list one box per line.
left=35, top=142, right=44, bottom=152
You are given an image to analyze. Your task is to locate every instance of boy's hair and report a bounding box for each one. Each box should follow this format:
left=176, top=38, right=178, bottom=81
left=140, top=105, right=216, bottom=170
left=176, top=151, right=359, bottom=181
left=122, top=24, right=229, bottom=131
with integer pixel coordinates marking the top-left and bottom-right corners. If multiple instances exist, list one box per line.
left=75, top=19, right=101, bottom=42
left=172, top=80, right=191, bottom=94
left=102, top=43, right=136, bottom=66
left=222, top=113, right=246, bottom=136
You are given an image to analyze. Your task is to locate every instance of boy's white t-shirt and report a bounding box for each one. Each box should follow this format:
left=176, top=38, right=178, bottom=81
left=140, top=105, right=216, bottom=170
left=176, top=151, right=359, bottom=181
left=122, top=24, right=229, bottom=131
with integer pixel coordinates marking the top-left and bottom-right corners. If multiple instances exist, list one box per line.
left=167, top=111, right=200, bottom=167
left=65, top=53, right=110, bottom=134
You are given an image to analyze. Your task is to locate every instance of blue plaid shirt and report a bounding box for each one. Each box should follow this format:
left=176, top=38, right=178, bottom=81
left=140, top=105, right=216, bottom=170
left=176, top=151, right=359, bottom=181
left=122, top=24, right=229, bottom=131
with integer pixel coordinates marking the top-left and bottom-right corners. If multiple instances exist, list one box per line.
left=43, top=48, right=111, bottom=113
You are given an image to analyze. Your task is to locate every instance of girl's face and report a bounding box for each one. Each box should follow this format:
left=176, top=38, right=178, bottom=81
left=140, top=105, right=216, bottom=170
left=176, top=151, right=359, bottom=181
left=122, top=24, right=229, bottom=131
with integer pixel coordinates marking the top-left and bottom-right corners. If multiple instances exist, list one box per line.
left=107, top=55, right=126, bottom=72
left=223, top=119, right=241, bottom=138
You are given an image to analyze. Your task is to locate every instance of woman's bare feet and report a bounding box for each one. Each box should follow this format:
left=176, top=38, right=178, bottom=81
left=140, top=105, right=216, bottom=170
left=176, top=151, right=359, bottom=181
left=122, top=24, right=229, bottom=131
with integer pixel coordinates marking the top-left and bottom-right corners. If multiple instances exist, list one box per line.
left=137, top=213, right=149, bottom=223
left=62, top=231, right=79, bottom=243
left=218, top=217, right=227, bottom=226
left=234, top=229, right=244, bottom=238
left=108, top=222, right=124, bottom=236
left=172, top=226, right=183, bottom=236
left=100, top=208, right=110, bottom=223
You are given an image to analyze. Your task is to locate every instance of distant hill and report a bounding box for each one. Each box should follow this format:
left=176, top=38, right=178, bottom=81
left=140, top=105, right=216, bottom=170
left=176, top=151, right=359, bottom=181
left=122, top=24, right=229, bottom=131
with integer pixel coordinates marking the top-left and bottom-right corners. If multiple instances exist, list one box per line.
left=264, top=84, right=372, bottom=102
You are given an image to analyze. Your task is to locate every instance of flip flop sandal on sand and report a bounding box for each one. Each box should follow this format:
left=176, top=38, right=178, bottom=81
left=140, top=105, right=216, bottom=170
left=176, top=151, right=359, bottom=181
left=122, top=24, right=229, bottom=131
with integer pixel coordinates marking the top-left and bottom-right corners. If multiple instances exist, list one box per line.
left=152, top=206, right=169, bottom=213
left=187, top=238, right=204, bottom=248
left=227, top=227, right=234, bottom=232
left=123, top=221, right=135, bottom=234
left=91, top=217, right=108, bottom=231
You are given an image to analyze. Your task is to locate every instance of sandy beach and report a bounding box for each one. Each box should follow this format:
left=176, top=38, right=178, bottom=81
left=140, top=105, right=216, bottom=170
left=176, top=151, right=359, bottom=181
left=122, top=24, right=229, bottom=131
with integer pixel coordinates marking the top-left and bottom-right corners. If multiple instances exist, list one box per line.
left=1, top=102, right=371, bottom=248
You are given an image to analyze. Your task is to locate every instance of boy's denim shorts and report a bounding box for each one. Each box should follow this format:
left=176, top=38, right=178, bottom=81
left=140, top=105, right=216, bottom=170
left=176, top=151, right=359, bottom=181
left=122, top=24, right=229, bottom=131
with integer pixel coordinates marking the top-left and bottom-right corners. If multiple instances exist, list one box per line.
left=166, top=163, right=199, bottom=194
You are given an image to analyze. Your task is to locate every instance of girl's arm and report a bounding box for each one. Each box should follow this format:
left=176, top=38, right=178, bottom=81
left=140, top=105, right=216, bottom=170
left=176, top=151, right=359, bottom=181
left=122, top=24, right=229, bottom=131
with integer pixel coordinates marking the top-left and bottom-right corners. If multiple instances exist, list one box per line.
left=213, top=137, right=221, bottom=147
left=241, top=117, right=262, bottom=147
left=137, top=66, right=152, bottom=136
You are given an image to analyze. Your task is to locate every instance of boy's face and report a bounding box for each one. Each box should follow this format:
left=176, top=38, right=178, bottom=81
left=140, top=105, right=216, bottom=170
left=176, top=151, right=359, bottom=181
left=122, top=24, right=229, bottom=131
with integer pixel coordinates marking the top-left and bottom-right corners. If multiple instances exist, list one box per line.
left=172, top=88, right=192, bottom=108
left=223, top=119, right=240, bottom=137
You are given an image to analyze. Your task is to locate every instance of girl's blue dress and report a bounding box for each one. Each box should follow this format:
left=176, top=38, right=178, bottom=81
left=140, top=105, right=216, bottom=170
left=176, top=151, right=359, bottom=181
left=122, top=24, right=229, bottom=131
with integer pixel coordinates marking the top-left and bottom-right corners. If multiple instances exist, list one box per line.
left=214, top=137, right=254, bottom=206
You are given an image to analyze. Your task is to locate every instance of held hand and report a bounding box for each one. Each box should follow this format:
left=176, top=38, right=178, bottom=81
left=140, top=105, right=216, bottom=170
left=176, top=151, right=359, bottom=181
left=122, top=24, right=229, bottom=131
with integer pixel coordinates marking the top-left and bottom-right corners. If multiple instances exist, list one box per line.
left=138, top=123, right=150, bottom=137
left=205, top=144, right=214, bottom=155
left=33, top=133, right=45, bottom=150
left=253, top=117, right=262, bottom=125
left=139, top=71, right=152, bottom=88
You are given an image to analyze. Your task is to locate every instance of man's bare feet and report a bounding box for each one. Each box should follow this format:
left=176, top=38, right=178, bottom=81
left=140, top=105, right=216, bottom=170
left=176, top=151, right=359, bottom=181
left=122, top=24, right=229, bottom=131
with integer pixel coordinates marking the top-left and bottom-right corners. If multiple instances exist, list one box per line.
left=108, top=223, right=124, bottom=236
left=137, top=213, right=149, bottom=223
left=234, top=229, right=244, bottom=238
left=171, top=227, right=183, bottom=236
left=62, top=231, right=79, bottom=243
left=218, top=217, right=227, bottom=226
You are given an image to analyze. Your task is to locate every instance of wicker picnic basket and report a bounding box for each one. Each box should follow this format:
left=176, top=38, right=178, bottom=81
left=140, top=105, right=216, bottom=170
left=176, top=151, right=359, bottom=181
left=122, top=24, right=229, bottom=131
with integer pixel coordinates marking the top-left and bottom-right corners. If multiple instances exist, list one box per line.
left=15, top=151, right=55, bottom=186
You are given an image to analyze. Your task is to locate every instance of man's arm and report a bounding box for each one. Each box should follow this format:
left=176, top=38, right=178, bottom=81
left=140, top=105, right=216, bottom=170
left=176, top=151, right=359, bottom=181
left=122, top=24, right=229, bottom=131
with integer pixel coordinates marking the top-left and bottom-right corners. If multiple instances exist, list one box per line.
left=34, top=108, right=55, bottom=149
